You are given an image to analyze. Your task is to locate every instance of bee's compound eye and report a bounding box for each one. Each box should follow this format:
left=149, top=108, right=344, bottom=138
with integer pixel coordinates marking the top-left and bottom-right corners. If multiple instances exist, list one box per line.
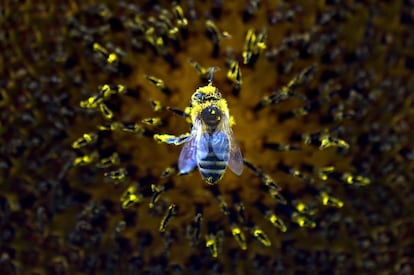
left=193, top=92, right=205, bottom=102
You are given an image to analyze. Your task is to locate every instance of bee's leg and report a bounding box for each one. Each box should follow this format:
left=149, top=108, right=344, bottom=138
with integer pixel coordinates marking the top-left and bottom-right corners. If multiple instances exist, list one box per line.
left=153, top=132, right=191, bottom=145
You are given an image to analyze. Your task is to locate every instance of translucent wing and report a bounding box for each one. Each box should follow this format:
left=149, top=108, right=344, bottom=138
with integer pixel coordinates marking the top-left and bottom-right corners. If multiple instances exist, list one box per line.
left=196, top=131, right=209, bottom=162
left=228, top=132, right=244, bottom=175
left=210, top=130, right=230, bottom=162
left=178, top=119, right=205, bottom=174
left=223, top=118, right=244, bottom=176
left=178, top=136, right=197, bottom=174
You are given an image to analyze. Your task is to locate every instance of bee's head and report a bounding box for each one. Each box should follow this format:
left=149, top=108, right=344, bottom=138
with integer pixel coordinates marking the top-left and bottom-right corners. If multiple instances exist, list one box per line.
left=191, top=85, right=222, bottom=105
left=189, top=84, right=229, bottom=130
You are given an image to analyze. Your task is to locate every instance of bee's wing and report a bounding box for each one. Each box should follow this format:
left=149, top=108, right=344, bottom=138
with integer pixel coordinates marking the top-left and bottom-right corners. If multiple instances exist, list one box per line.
left=228, top=130, right=244, bottom=175
left=178, top=120, right=204, bottom=174
left=211, top=118, right=244, bottom=176
left=211, top=131, right=230, bottom=161
left=196, top=131, right=209, bottom=161
left=178, top=136, right=198, bottom=174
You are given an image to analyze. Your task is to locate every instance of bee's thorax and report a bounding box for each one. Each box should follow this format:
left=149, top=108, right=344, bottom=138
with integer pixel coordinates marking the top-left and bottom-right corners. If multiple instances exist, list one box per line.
left=201, top=106, right=222, bottom=132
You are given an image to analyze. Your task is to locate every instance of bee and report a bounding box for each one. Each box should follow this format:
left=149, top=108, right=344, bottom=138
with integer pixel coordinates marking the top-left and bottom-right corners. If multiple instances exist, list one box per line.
left=154, top=69, right=243, bottom=184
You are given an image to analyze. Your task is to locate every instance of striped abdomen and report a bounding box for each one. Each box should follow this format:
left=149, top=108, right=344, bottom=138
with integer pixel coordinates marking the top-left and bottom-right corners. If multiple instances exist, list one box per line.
left=198, top=143, right=229, bottom=184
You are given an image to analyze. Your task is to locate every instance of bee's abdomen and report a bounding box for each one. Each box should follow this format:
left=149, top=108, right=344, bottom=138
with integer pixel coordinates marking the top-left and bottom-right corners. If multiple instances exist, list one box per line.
left=198, top=152, right=227, bottom=184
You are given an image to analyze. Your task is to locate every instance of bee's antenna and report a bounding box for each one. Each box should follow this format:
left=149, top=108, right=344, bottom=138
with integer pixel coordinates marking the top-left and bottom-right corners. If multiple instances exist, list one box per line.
left=209, top=66, right=220, bottom=85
